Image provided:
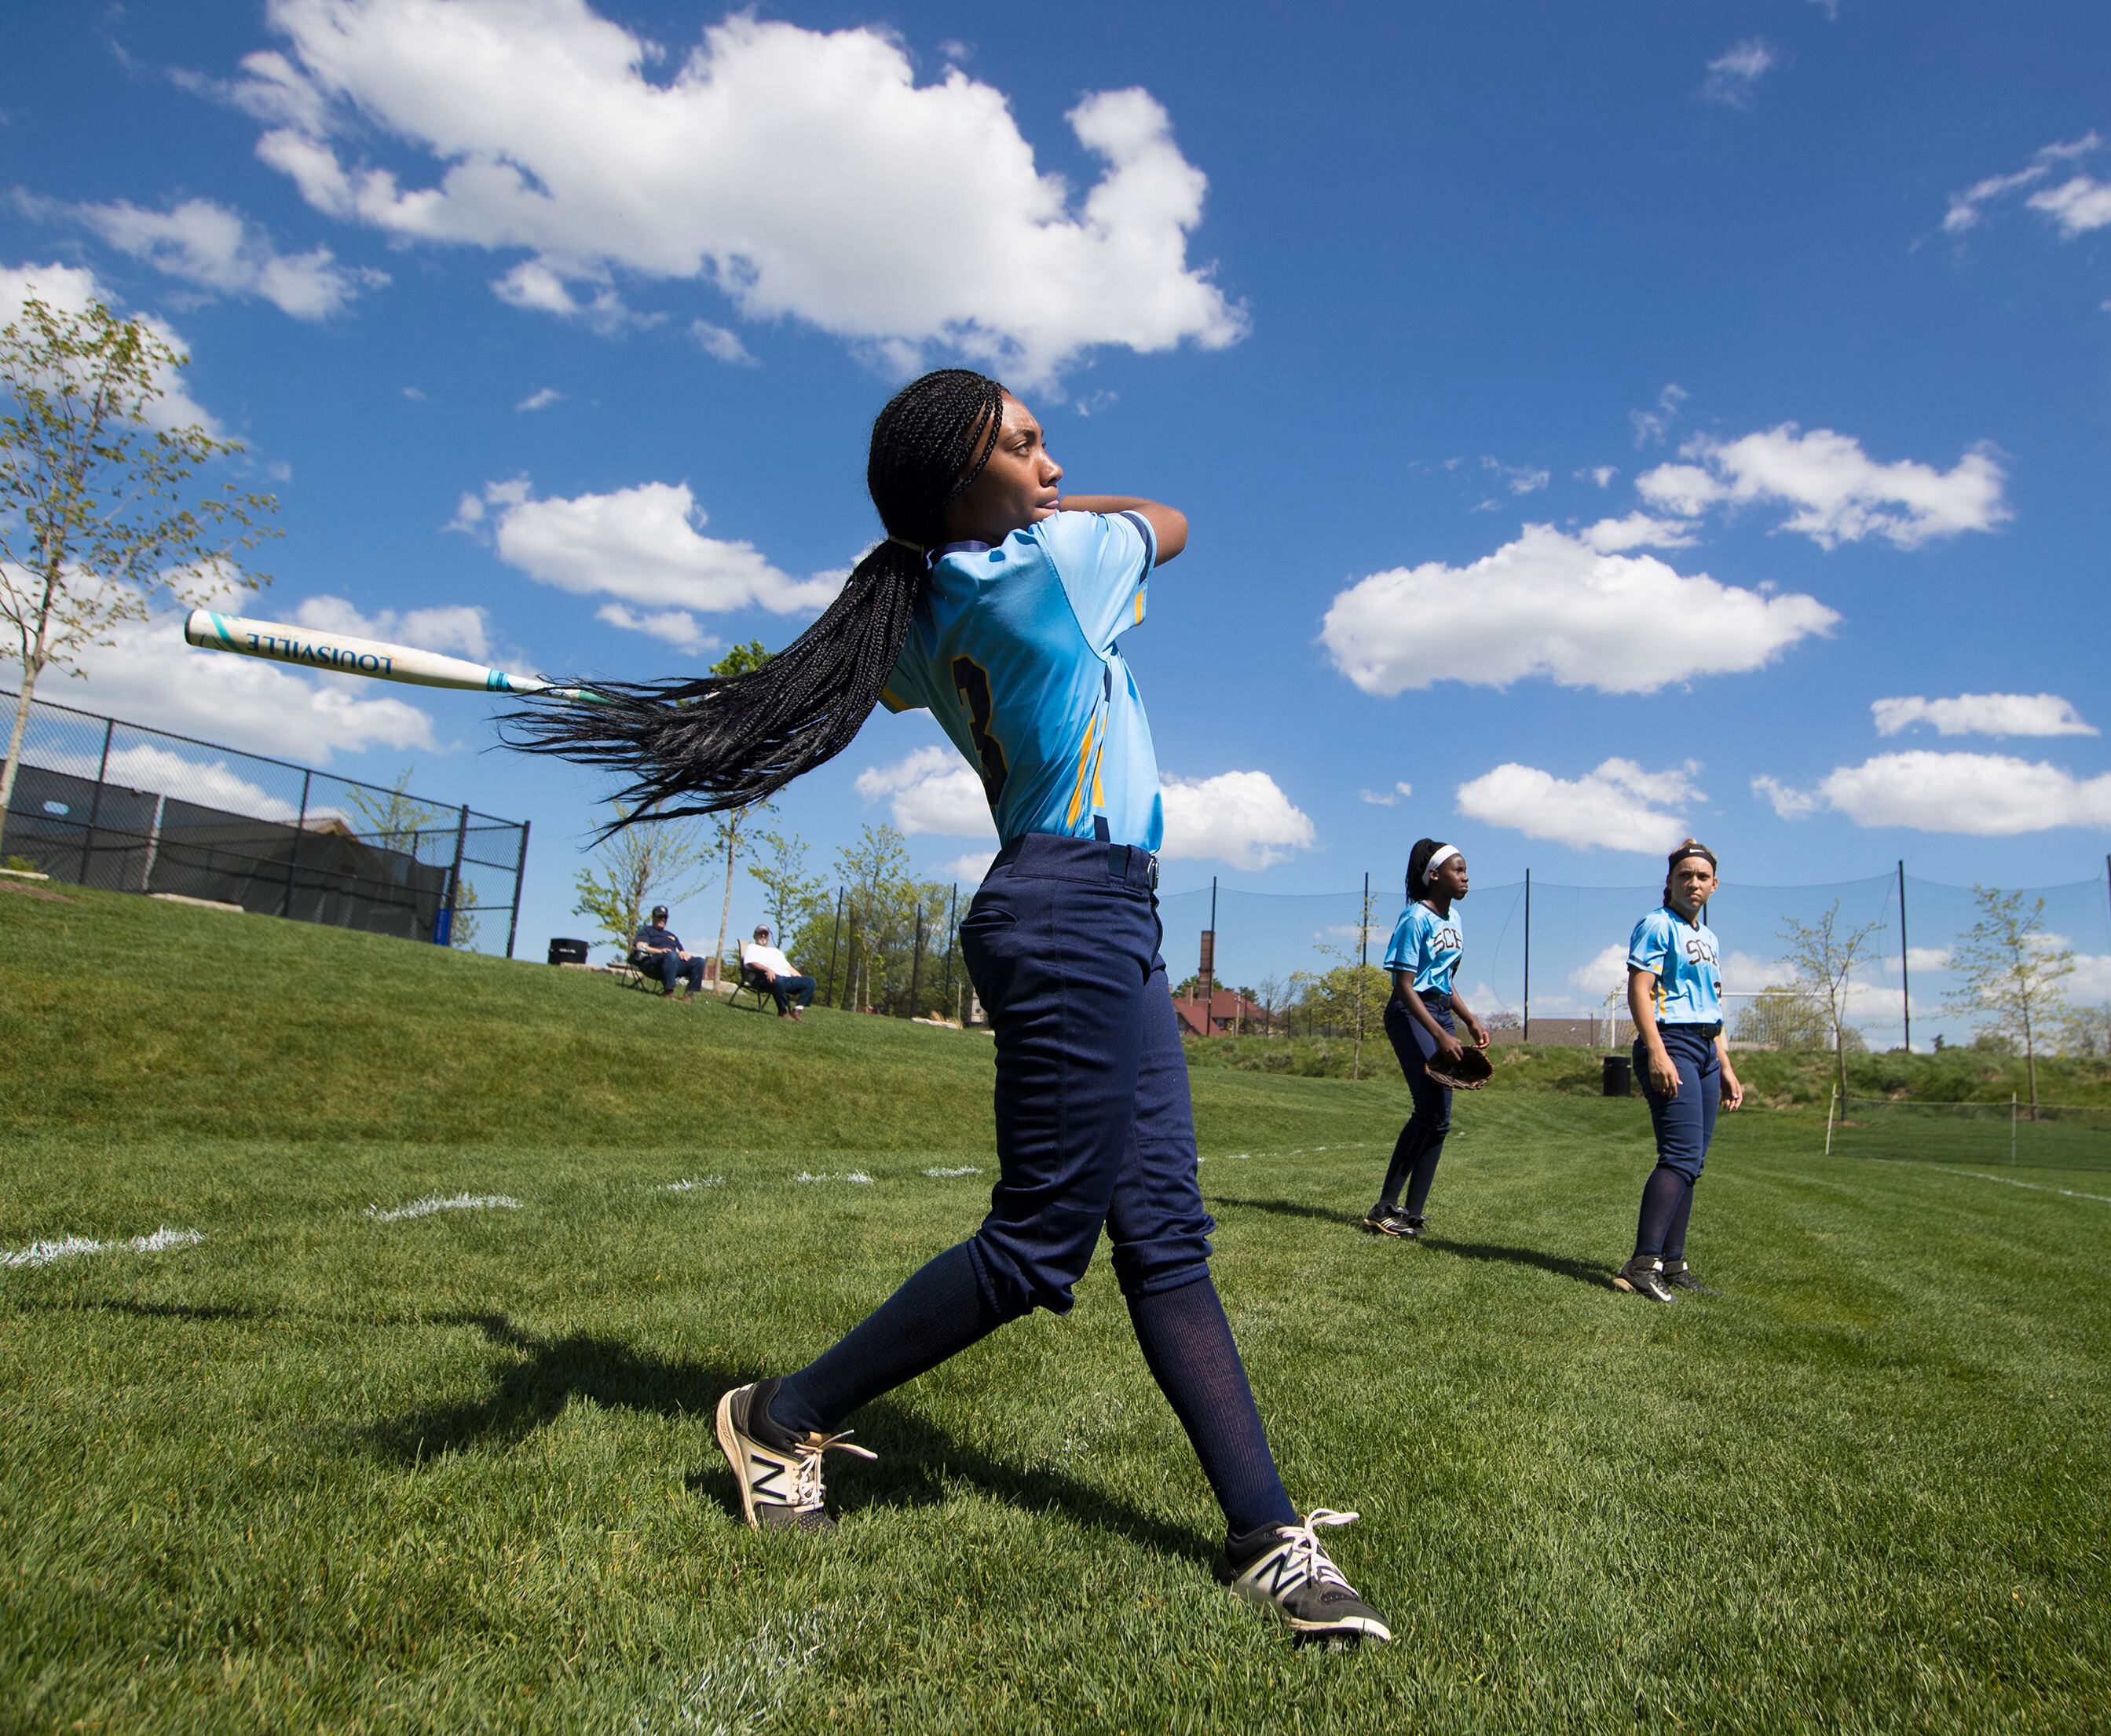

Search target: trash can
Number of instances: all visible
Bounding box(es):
[1601,1054,1632,1098]
[547,937,590,966]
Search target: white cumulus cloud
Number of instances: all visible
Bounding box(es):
[460,478,842,619]
[1943,133,2105,236]
[229,2,1243,382]
[1636,424,2008,549]
[1456,758,1704,853]
[855,746,993,839]
[23,194,385,319]
[1871,693,2097,740]
[1579,512,1697,553]
[1702,40,1778,108]
[1160,770,1316,869]
[1753,751,2111,834]
[515,386,564,412]
[1320,524,1835,696]
[291,594,493,661]
[593,604,718,654]
[1359,781,1414,806]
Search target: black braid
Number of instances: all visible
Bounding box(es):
[503,370,1006,827]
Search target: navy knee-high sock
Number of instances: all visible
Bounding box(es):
[1127,1275,1297,1537]
[769,1242,1004,1437]
[1634,1165,1689,1260]
[1377,1121,1420,1207]
[1663,1177,1697,1263]
[1403,1137,1447,1219]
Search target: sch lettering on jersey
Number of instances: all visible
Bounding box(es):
[1685,935,1718,967]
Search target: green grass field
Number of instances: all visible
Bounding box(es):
[4,884,2108,1734]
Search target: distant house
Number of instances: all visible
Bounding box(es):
[1173,989,1276,1037]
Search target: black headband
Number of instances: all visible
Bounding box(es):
[1666,843,1717,874]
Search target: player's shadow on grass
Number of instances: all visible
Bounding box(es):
[1213,1197,1615,1290]
[368,1311,1214,1567]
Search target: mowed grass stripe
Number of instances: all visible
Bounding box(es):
[3,886,2108,1732]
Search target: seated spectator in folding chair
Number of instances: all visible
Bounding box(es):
[740,923,816,1021]
[632,905,708,1000]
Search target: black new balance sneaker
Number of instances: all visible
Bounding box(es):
[1220,1510,1392,1644]
[1612,1255,1679,1304]
[1662,1260,1718,1295]
[1362,1204,1417,1238]
[715,1378,876,1533]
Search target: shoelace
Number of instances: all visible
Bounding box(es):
[789,1430,878,1512]
[1274,1509,1361,1592]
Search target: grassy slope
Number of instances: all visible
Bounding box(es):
[2,886,2107,1734]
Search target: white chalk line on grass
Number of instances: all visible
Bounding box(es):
[793,1171,874,1185]
[923,1165,982,1178]
[364,1193,521,1224]
[653,1176,726,1193]
[1959,1171,2111,1205]
[2,1226,203,1270]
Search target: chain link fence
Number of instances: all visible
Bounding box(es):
[2,688,529,956]
[1156,864,2111,1051]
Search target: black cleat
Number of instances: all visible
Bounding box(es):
[715,1377,876,1533]
[1662,1261,1717,1294]
[1612,1256,1679,1304]
[1362,1205,1418,1238]
[1221,1510,1392,1645]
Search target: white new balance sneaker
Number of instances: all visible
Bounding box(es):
[715,1378,876,1533]
[1220,1509,1393,1643]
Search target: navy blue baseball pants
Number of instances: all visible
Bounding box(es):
[1377,991,1454,1215]
[1635,1022,1721,1181]
[957,832,1216,1318]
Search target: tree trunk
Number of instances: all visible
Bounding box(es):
[0,656,46,849]
[2023,1003,2038,1119]
[712,815,740,984]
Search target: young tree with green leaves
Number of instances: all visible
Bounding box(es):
[1777,900,1886,1102]
[1,292,278,839]
[573,799,709,962]
[1945,886,2074,1113]
[702,639,774,977]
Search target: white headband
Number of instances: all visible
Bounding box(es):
[1422,845,1460,884]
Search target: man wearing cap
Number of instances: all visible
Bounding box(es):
[740,923,816,1021]
[631,905,708,1000]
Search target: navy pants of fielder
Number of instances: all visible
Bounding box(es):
[1631,1021,1721,1260]
[1377,992,1454,1218]
[635,949,706,995]
[764,972,816,1014]
[767,832,1298,1537]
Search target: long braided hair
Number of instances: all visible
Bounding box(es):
[505,369,1007,826]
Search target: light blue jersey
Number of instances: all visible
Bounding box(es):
[880,510,1162,850]
[1384,901,1464,996]
[1628,906,1722,1025]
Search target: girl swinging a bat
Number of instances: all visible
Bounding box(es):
[1363,837,1490,1240]
[507,370,1391,1646]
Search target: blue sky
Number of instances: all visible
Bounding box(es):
[4,0,2108,1000]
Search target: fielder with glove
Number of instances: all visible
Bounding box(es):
[1363,839,1491,1240]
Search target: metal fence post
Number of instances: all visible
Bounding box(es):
[2011,1093,2018,1166]
[1897,859,1911,1053]
[827,887,843,1004]
[942,882,958,1009]
[79,716,114,886]
[282,769,310,918]
[440,802,469,946]
[910,907,926,1015]
[505,819,530,959]
[1522,867,1531,1043]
